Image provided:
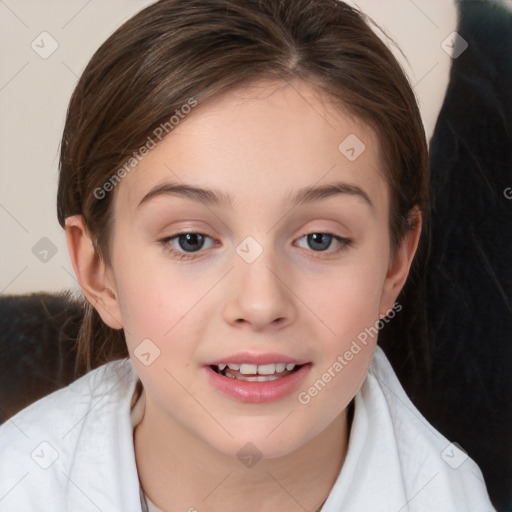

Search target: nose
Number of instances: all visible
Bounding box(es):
[222,248,297,332]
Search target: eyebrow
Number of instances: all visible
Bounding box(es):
[137,180,374,210]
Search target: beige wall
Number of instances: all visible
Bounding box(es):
[0,0,459,294]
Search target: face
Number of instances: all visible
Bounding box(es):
[105,79,400,459]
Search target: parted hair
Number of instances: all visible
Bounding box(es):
[57,0,431,392]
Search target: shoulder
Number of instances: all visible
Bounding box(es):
[0,358,136,440]
[364,346,495,511]
[0,359,141,511]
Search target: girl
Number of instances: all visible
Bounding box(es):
[0,0,495,510]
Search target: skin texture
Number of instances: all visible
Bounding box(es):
[65,79,421,511]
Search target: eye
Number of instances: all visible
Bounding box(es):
[295,232,352,254]
[160,232,216,260]
[160,231,352,261]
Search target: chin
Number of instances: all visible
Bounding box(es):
[202,420,316,462]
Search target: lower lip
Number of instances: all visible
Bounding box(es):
[204,364,311,403]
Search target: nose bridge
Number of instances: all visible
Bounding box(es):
[222,235,296,330]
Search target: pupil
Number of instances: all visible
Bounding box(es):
[308,233,331,251]
[179,233,204,252]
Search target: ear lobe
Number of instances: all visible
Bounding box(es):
[379,208,422,316]
[65,215,123,330]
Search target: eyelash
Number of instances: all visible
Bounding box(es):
[160,231,353,261]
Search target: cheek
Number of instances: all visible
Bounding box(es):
[303,256,387,345]
[112,245,194,337]
[113,264,214,396]
[299,242,390,417]
[293,269,383,436]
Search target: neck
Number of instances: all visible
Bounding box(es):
[134,396,351,512]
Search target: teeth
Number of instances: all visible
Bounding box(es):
[228,374,282,382]
[217,362,299,375]
[240,363,258,375]
[256,363,276,375]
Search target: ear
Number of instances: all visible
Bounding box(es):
[379,207,422,317]
[65,215,123,330]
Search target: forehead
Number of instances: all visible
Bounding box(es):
[114,79,388,217]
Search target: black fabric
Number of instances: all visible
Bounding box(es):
[419,1,512,510]
[0,293,81,423]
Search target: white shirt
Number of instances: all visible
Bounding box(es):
[0,346,495,511]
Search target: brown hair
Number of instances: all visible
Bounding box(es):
[57,0,430,390]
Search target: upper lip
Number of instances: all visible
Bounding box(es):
[206,352,309,366]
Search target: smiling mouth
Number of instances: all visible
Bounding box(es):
[210,362,303,382]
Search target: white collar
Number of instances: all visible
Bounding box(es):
[0,348,493,511]
[127,346,494,511]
